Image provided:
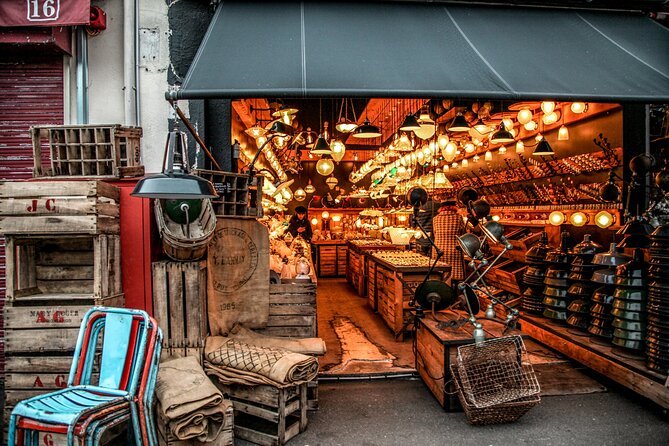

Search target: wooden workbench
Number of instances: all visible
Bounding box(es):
[520,314,669,411]
[415,312,524,411]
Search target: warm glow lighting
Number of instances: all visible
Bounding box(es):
[516,141,525,153]
[570,212,588,227]
[558,125,569,141]
[311,217,318,225]
[281,188,292,200]
[332,214,342,222]
[452,162,458,169]
[517,108,533,125]
[294,188,306,201]
[462,158,469,167]
[321,211,330,219]
[595,211,615,228]
[330,139,346,163]
[398,215,407,222]
[437,133,450,149]
[484,150,492,161]
[316,157,335,176]
[524,121,538,131]
[542,112,559,125]
[499,145,507,154]
[535,133,544,142]
[465,142,475,153]
[442,142,457,162]
[541,101,556,114]
[473,154,480,163]
[491,215,500,222]
[502,118,514,131]
[378,216,384,228]
[443,164,449,171]
[355,219,362,228]
[570,102,588,114]
[548,211,566,226]
[304,181,315,194]
[256,135,267,146]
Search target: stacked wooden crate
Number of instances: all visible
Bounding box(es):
[0,180,124,425]
[152,260,208,363]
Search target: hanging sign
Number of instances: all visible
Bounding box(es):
[0,0,90,27]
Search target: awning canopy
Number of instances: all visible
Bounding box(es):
[173,1,669,102]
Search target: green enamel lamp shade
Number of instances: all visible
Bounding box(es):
[163,199,203,224]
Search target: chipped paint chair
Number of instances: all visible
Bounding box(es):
[8,307,162,446]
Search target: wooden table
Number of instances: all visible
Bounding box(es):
[415,311,524,411]
[312,240,347,277]
[346,241,397,297]
[368,256,451,340]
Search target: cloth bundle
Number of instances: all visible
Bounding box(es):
[155,356,233,442]
[204,337,319,388]
[228,324,327,356]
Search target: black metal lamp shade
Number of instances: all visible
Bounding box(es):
[490,122,515,144]
[456,186,479,207]
[399,113,421,131]
[469,199,491,220]
[415,280,455,311]
[131,172,217,199]
[457,233,482,259]
[448,113,470,132]
[599,171,621,202]
[533,138,554,156]
[407,186,428,207]
[352,119,382,138]
[267,120,295,137]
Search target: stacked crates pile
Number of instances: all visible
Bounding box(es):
[0,180,124,427]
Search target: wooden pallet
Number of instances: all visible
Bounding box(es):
[217,383,308,446]
[152,260,208,362]
[31,124,144,178]
[192,169,263,218]
[4,234,122,303]
[255,283,317,338]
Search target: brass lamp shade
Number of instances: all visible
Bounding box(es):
[131,172,218,199]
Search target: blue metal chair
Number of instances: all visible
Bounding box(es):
[8,307,162,446]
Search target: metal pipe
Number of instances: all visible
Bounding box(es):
[123,0,138,125]
[76,27,89,124]
[134,0,141,126]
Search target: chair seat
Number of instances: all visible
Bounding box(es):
[15,387,129,427]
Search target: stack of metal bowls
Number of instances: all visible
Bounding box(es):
[647,224,669,373]
[542,232,573,322]
[611,248,647,352]
[522,232,551,314]
[566,235,603,332]
[589,243,630,339]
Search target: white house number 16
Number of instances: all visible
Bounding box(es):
[27,0,60,22]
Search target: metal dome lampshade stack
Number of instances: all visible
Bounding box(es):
[566,235,604,332]
[589,243,630,340]
[542,232,573,323]
[646,224,669,373]
[611,248,647,352]
[522,232,552,314]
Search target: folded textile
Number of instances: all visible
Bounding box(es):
[155,356,231,442]
[204,337,319,388]
[228,324,327,356]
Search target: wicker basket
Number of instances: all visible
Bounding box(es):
[456,335,541,408]
[451,365,540,425]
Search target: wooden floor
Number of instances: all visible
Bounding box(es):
[315,277,607,397]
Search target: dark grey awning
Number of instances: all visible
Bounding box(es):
[173,2,669,101]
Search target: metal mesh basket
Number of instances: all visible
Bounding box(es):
[451,365,540,425]
[456,335,541,408]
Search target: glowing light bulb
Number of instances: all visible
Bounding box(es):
[558,125,569,141]
[570,102,588,114]
[595,211,614,228]
[535,133,544,142]
[502,118,514,131]
[569,212,588,227]
[437,133,449,149]
[321,211,330,219]
[498,145,507,154]
[515,141,525,153]
[465,142,475,153]
[462,158,469,167]
[484,150,492,161]
[542,112,559,125]
[517,108,533,125]
[524,121,538,131]
[541,101,555,114]
[548,211,566,226]
[311,217,318,225]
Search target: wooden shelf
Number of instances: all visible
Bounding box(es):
[520,314,669,411]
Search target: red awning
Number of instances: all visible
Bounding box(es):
[0,0,90,27]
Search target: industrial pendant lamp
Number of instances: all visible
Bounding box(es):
[490,122,515,144]
[131,128,217,199]
[399,113,421,132]
[448,113,470,132]
[533,137,554,156]
[316,154,335,176]
[330,139,346,163]
[311,134,332,155]
[353,119,382,138]
[304,179,316,194]
[335,98,358,133]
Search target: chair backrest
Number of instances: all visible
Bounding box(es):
[69,307,154,396]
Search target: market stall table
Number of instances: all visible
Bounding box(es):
[415,311,525,411]
[346,239,397,297]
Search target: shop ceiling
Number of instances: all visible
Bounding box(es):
[172,1,669,102]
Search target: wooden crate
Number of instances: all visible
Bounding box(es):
[4,234,122,303]
[157,401,234,446]
[31,124,144,178]
[255,283,317,338]
[307,379,318,411]
[487,260,527,295]
[152,260,208,361]
[0,180,120,235]
[367,257,377,310]
[192,169,263,218]
[217,383,308,446]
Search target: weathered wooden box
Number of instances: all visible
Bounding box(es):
[217,383,308,446]
[255,283,317,338]
[31,124,144,178]
[3,234,122,303]
[192,169,263,218]
[0,180,120,235]
[152,260,208,361]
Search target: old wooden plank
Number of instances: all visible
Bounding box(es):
[267,293,316,305]
[265,315,315,327]
[5,328,80,353]
[5,372,72,390]
[168,261,185,343]
[0,215,120,235]
[256,326,316,338]
[152,262,170,340]
[268,305,315,316]
[4,305,90,329]
[5,355,73,372]
[184,261,203,343]
[17,243,36,289]
[269,283,317,295]
[5,236,16,298]
[38,249,93,266]
[0,197,118,217]
[36,265,94,280]
[0,180,119,201]
[112,235,122,295]
[37,279,93,294]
